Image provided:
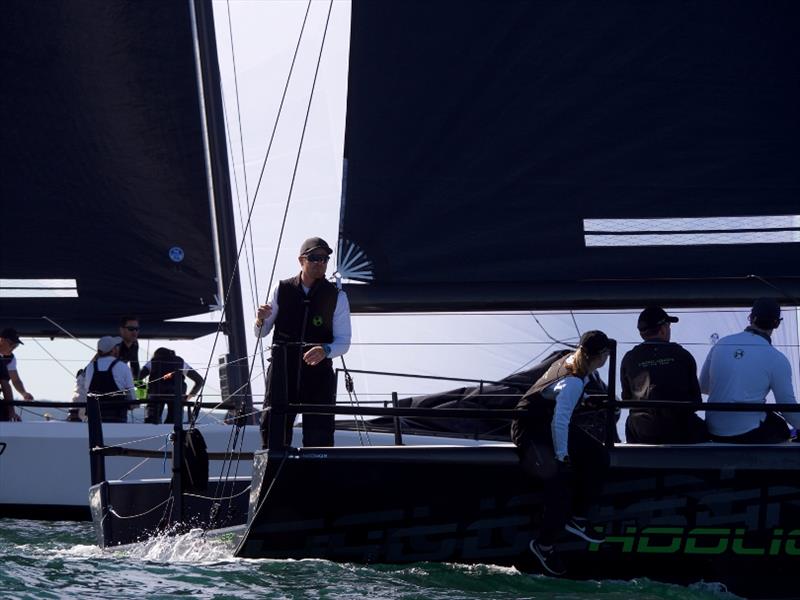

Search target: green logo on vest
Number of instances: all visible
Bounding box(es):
[312,315,324,327]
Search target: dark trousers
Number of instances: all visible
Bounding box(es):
[710,412,791,444]
[260,354,336,448]
[626,410,708,444]
[517,424,609,545]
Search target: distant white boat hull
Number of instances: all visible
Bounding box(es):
[0,420,262,519]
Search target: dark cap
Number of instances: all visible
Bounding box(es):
[299,237,333,256]
[751,297,781,322]
[637,306,679,332]
[579,330,611,356]
[0,327,23,345]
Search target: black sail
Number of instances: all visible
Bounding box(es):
[339,0,800,312]
[0,1,219,338]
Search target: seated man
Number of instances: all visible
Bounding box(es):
[624,306,707,444]
[700,298,799,443]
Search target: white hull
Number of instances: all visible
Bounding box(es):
[0,419,262,518]
[0,417,486,519]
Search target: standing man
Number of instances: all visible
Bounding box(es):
[623,307,707,444]
[254,237,351,447]
[0,328,33,401]
[700,298,800,443]
[76,336,136,423]
[117,316,141,380]
[0,343,17,421]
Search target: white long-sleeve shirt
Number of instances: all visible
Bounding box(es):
[700,329,799,436]
[539,374,588,460]
[253,282,351,358]
[76,356,136,403]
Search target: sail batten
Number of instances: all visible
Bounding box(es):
[339,0,800,312]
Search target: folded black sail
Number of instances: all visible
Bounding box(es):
[339,0,800,312]
[0,1,219,337]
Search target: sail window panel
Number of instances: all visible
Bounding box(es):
[0,279,78,298]
[584,216,800,246]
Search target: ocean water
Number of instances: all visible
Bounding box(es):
[0,519,740,600]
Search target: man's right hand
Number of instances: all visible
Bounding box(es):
[256,304,272,324]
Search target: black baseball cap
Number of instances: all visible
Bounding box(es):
[0,327,23,345]
[637,306,679,332]
[299,237,333,256]
[751,297,781,322]
[579,330,611,356]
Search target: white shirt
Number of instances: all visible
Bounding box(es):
[254,281,351,359]
[540,374,588,460]
[77,355,136,403]
[700,329,799,436]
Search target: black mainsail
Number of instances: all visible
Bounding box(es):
[338,0,800,312]
[1,1,223,338]
[237,3,800,598]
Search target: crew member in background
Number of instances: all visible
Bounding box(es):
[0,346,18,421]
[701,298,800,443]
[141,347,204,424]
[623,306,707,444]
[0,327,33,401]
[76,336,136,423]
[511,330,612,576]
[254,237,351,448]
[117,316,141,379]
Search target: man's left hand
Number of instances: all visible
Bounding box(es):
[303,345,327,366]
[22,392,33,401]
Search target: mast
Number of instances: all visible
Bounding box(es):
[190,0,254,422]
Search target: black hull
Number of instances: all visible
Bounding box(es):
[90,477,251,547]
[237,444,800,599]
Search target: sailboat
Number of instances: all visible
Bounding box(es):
[0,0,266,519]
[231,2,800,598]
[75,0,800,596]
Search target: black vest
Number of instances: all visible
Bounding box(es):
[147,354,186,399]
[88,358,127,422]
[273,275,338,346]
[516,355,576,423]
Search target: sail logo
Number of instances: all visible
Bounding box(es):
[0,279,78,298]
[583,215,800,246]
[588,526,800,556]
[336,239,374,284]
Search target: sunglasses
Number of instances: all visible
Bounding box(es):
[124,326,140,332]
[305,254,330,264]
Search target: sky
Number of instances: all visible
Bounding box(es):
[11,0,800,436]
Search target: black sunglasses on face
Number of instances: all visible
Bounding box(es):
[124,326,140,332]
[305,254,330,264]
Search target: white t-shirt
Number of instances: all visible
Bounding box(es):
[700,329,799,436]
[539,374,588,460]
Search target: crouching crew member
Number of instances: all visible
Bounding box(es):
[255,237,351,448]
[511,330,612,576]
[141,347,204,424]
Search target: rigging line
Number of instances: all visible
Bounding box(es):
[569,310,582,339]
[339,355,370,446]
[261,0,334,300]
[29,337,76,378]
[528,311,579,348]
[40,317,95,351]
[192,0,315,422]
[224,0,260,307]
[221,90,259,312]
[245,0,334,417]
